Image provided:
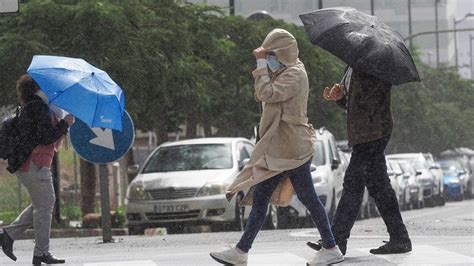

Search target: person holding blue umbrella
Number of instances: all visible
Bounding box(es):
[0,74,73,265]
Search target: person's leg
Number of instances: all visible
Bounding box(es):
[3,171,34,240]
[331,145,368,243]
[236,174,285,253]
[22,165,56,257]
[288,160,335,249]
[364,137,410,243]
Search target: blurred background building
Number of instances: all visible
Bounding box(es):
[187,0,474,79]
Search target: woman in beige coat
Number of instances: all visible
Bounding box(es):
[210,29,344,266]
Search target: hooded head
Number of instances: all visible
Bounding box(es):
[261,29,299,67]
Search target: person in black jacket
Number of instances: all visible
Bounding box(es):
[0,74,73,265]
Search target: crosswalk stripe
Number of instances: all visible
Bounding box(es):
[248,252,307,265]
[84,260,157,266]
[357,245,474,265]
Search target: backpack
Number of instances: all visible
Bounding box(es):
[0,113,19,160]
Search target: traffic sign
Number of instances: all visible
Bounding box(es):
[70,110,134,164]
[0,0,19,14]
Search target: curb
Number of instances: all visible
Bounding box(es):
[17,228,129,240]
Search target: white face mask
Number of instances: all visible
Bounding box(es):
[266,55,283,72]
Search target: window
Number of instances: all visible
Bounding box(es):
[312,140,326,166]
[143,144,233,173]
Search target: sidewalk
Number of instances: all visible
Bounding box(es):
[17,228,128,240]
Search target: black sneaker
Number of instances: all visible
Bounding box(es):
[369,240,412,254]
[306,239,347,256]
[0,231,16,261]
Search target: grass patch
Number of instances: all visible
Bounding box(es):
[0,173,30,224]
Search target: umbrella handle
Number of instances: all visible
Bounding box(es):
[323,84,344,101]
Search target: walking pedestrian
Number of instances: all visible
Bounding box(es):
[209,29,344,265]
[0,74,74,265]
[307,67,412,255]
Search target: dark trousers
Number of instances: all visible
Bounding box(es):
[236,159,336,252]
[332,136,410,243]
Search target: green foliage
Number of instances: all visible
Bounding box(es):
[0,0,472,154]
[60,203,82,221]
[0,174,30,224]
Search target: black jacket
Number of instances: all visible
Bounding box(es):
[7,95,69,173]
[336,68,393,146]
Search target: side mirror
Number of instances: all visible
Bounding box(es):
[127,165,140,176]
[331,159,340,170]
[395,170,403,176]
[387,170,395,176]
[429,165,439,170]
[403,173,410,179]
[416,171,423,176]
[239,158,250,170]
[310,164,317,172]
[458,170,466,176]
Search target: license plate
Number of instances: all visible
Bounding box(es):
[154,204,189,213]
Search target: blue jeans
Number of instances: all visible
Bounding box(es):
[236,159,336,252]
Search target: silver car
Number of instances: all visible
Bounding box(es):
[276,128,344,228]
[125,138,254,234]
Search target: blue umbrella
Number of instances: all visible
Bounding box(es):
[27,55,125,131]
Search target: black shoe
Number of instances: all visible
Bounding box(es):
[369,240,412,254]
[306,239,347,255]
[32,254,66,265]
[0,231,17,261]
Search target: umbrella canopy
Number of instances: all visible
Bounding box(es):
[299,7,420,86]
[27,55,125,131]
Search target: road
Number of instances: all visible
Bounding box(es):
[1,200,473,265]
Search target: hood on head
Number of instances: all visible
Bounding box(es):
[261,28,299,66]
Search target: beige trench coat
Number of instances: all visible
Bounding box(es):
[226,29,315,206]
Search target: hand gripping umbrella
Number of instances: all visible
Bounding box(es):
[300,7,420,86]
[27,55,125,131]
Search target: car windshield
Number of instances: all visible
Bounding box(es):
[142,144,233,173]
[312,140,325,166]
[410,158,428,170]
[438,160,463,176]
[397,161,415,175]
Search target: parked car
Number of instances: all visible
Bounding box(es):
[389,159,424,209]
[437,159,465,201]
[125,138,254,234]
[387,159,411,210]
[363,159,402,218]
[277,127,344,228]
[387,153,442,207]
[423,153,446,205]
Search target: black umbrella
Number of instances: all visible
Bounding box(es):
[299,7,420,86]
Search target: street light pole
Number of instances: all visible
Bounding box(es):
[408,0,413,50]
[454,17,459,70]
[454,13,474,71]
[470,35,474,79]
[370,0,374,15]
[318,0,323,9]
[435,0,440,67]
[229,0,234,16]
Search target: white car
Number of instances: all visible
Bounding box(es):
[125,138,254,234]
[276,128,344,228]
[387,153,442,207]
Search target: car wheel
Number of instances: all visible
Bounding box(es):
[167,224,185,234]
[232,193,245,231]
[263,204,278,230]
[128,225,146,235]
[275,207,292,229]
[465,182,472,199]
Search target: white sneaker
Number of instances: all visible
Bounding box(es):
[210,246,248,265]
[307,247,344,265]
